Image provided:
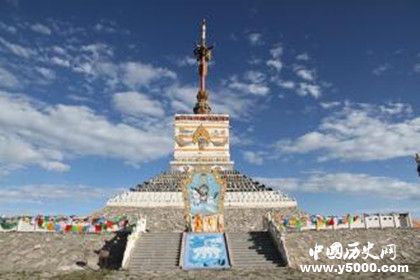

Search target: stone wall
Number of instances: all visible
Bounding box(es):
[284,228,420,268]
[0,232,111,273]
[98,206,304,232]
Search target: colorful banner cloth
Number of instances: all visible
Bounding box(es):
[0,215,138,234]
[267,212,361,231]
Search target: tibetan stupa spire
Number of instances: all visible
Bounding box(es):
[193,19,213,114]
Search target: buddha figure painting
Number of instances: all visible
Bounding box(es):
[187,173,221,215]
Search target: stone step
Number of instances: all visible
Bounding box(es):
[232,258,282,263]
[130,261,179,266]
[136,242,181,245]
[231,256,281,260]
[229,240,274,242]
[227,231,284,268]
[132,247,181,251]
[231,253,280,258]
[130,260,179,265]
[229,242,275,245]
[235,260,285,264]
[137,239,181,242]
[130,267,180,272]
[131,258,179,262]
[132,252,180,256]
[230,244,277,247]
[131,256,179,260]
[128,232,182,272]
[230,249,279,254]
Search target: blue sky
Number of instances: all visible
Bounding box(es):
[0,0,419,217]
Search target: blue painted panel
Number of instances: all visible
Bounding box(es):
[183,233,230,270]
[187,173,222,216]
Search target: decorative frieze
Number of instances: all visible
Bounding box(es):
[106,191,297,208]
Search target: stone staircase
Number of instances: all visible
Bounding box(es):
[227,231,285,268]
[128,232,182,272]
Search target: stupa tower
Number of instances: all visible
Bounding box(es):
[170,20,234,171]
[107,20,297,231]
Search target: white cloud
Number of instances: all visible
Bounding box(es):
[228,76,270,96]
[0,22,17,34]
[244,70,266,83]
[248,33,262,45]
[36,67,56,80]
[51,46,67,56]
[122,62,176,89]
[266,59,283,71]
[266,44,283,71]
[296,68,314,81]
[379,102,412,115]
[242,150,264,165]
[93,23,116,33]
[296,82,321,98]
[0,67,19,88]
[269,45,283,58]
[227,72,270,96]
[413,63,420,73]
[212,89,256,118]
[0,37,36,58]
[289,64,325,98]
[230,129,254,147]
[258,172,420,199]
[277,102,419,161]
[80,43,113,57]
[372,63,391,76]
[320,101,341,109]
[166,84,196,113]
[50,56,71,67]
[40,161,70,172]
[177,56,196,67]
[296,53,310,61]
[276,80,295,89]
[30,23,52,35]
[0,184,121,204]
[248,57,262,65]
[0,92,172,174]
[93,61,176,90]
[0,134,70,173]
[113,91,165,118]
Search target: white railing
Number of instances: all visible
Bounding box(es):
[266,218,290,266]
[121,218,147,269]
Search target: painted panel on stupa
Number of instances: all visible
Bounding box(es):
[186,172,223,215]
[183,233,230,270]
[181,170,230,270]
[182,171,227,233]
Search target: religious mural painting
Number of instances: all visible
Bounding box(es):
[181,168,230,269]
[182,170,226,232]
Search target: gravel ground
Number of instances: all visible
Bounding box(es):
[1,266,419,280]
